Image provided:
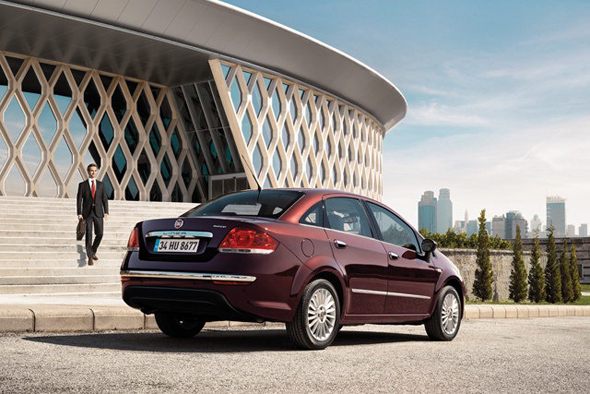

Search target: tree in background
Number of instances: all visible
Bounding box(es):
[473,209,494,301]
[509,226,528,302]
[569,244,582,302]
[419,228,511,250]
[527,236,545,303]
[559,239,573,303]
[544,226,562,303]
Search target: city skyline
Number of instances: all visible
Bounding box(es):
[222,0,590,229]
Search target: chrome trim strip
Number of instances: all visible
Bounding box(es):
[218,248,275,255]
[120,270,256,283]
[351,288,431,300]
[145,231,213,239]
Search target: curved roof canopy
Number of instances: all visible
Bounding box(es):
[0,0,407,130]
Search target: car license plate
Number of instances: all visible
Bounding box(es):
[154,239,200,253]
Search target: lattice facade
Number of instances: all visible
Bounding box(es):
[210,59,385,200]
[0,51,220,202]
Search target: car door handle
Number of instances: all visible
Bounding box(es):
[334,240,347,249]
[388,252,399,260]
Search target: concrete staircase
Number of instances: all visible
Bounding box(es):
[0,196,196,296]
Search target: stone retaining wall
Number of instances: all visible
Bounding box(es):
[441,248,547,301]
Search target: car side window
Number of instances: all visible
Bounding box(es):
[367,202,420,251]
[299,202,323,227]
[324,198,372,237]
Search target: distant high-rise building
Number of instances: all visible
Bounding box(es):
[505,211,528,239]
[530,215,543,237]
[492,215,506,239]
[580,224,588,237]
[547,196,566,236]
[485,221,492,234]
[418,191,437,233]
[453,220,465,234]
[436,188,453,234]
[466,220,479,237]
[567,225,576,237]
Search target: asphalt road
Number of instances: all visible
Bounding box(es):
[1,318,588,393]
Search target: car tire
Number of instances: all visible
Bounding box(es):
[155,312,205,338]
[424,285,462,341]
[286,279,340,350]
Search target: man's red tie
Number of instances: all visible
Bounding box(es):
[91,180,96,200]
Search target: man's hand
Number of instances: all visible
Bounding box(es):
[105,213,109,221]
[78,215,83,220]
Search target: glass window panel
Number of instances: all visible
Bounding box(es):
[290,155,298,178]
[84,77,101,119]
[111,83,127,124]
[98,114,114,151]
[299,88,305,99]
[136,89,151,127]
[137,149,151,186]
[4,98,26,142]
[160,153,172,186]
[54,137,73,179]
[126,80,138,96]
[149,124,162,156]
[297,128,305,149]
[39,63,56,83]
[230,79,242,111]
[326,137,332,157]
[252,144,263,177]
[209,140,217,160]
[313,133,319,155]
[84,140,101,168]
[263,76,272,90]
[22,133,42,176]
[22,68,42,111]
[242,112,253,144]
[5,56,24,78]
[38,169,57,197]
[124,118,139,155]
[171,182,182,202]
[324,198,372,237]
[320,108,326,131]
[102,174,114,199]
[150,86,161,101]
[68,169,84,198]
[100,75,113,92]
[38,104,57,146]
[263,175,272,189]
[125,176,139,201]
[0,66,7,99]
[331,165,338,184]
[305,104,312,127]
[262,115,273,148]
[5,165,26,196]
[221,64,231,80]
[181,158,192,188]
[281,124,290,151]
[271,89,281,119]
[112,145,126,183]
[300,202,323,227]
[368,202,419,251]
[160,96,172,130]
[170,128,182,159]
[272,152,281,175]
[70,107,88,149]
[306,156,313,178]
[0,134,7,172]
[242,71,252,86]
[252,82,263,116]
[150,181,162,201]
[289,98,298,121]
[70,68,85,87]
[320,161,326,183]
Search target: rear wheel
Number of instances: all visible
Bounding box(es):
[287,279,340,350]
[155,312,205,338]
[424,286,461,341]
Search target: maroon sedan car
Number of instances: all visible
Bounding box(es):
[121,189,464,350]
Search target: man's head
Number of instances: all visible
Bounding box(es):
[87,163,98,179]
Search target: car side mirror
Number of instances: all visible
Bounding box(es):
[422,239,437,253]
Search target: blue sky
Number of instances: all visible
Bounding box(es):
[222,0,590,230]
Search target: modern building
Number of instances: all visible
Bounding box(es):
[546,196,566,237]
[567,225,576,238]
[466,220,478,237]
[436,188,453,234]
[0,0,407,202]
[418,190,437,233]
[505,210,528,239]
[530,214,543,237]
[491,215,505,239]
[580,224,588,238]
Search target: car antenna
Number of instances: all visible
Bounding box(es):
[240,154,263,201]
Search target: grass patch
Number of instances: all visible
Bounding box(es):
[467,295,590,306]
[581,284,590,293]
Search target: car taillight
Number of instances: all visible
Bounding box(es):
[127,228,139,251]
[218,227,278,254]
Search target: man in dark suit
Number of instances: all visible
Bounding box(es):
[77,163,109,266]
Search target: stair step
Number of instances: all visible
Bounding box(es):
[0,283,121,295]
[0,244,127,252]
[0,274,120,285]
[0,267,117,276]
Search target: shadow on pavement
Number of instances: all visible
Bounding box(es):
[23,328,428,353]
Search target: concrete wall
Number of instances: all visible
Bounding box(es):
[441,248,547,301]
[522,237,590,284]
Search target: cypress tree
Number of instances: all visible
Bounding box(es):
[509,226,528,302]
[473,209,494,301]
[528,236,545,303]
[544,227,562,303]
[570,244,582,302]
[560,239,573,303]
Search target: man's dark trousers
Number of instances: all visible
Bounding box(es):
[85,213,103,259]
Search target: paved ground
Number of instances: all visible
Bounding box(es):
[0,318,588,393]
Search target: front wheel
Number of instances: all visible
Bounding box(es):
[287,279,340,350]
[424,286,462,341]
[155,312,205,338]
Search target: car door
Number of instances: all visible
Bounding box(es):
[323,197,389,315]
[365,202,440,316]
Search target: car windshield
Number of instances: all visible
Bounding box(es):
[183,190,304,219]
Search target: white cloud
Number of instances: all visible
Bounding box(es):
[405,102,489,127]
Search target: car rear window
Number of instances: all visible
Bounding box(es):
[183,190,304,219]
